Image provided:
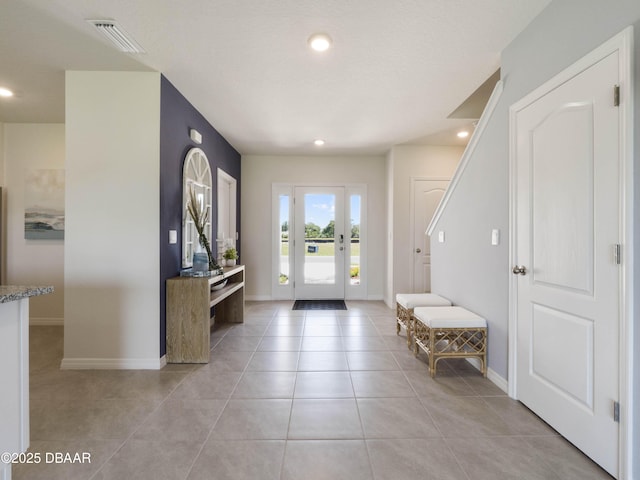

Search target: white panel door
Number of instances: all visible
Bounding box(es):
[513,51,619,476]
[412,180,448,293]
[294,187,345,299]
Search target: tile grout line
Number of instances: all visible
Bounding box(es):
[351,310,380,479]
[183,306,284,480]
[88,352,204,479]
[393,324,474,480]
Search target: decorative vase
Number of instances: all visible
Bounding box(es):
[192,242,209,273]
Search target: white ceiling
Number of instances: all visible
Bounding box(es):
[0,0,551,155]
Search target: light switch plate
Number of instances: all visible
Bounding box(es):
[169,230,177,244]
[438,231,445,243]
[491,229,500,246]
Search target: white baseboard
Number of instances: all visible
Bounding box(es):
[465,358,508,393]
[366,294,384,301]
[247,295,387,302]
[245,295,273,301]
[60,356,165,370]
[30,317,64,326]
[487,368,508,393]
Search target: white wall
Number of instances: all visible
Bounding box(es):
[0,122,5,283]
[0,123,5,185]
[384,151,394,306]
[385,145,463,305]
[430,0,640,475]
[241,155,386,300]
[3,124,65,323]
[63,71,161,368]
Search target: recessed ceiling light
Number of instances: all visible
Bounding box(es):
[0,87,14,97]
[308,33,332,52]
[457,131,469,138]
[314,139,325,146]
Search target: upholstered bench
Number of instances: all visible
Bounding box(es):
[412,306,487,378]
[395,293,451,349]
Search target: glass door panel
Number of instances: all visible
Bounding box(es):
[294,187,345,299]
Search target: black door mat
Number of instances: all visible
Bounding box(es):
[292,300,347,311]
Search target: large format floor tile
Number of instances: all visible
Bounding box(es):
[281,440,374,480]
[187,440,285,480]
[288,398,363,439]
[16,302,611,480]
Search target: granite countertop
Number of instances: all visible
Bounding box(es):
[0,285,54,304]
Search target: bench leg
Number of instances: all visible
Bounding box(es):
[429,330,437,378]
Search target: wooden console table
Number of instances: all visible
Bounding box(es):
[166,265,244,363]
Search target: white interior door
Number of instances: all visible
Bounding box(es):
[512,50,620,476]
[294,187,345,299]
[412,180,448,293]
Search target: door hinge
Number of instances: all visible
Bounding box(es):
[614,244,622,265]
[613,401,620,423]
[614,85,620,107]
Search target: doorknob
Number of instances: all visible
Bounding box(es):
[512,265,527,275]
[415,248,422,253]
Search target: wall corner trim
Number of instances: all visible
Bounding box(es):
[426,80,504,236]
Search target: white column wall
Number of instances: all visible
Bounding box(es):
[63,71,161,369]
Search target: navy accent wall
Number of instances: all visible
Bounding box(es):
[159,75,241,357]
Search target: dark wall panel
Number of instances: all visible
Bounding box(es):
[159,75,241,357]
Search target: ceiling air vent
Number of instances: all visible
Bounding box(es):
[87,19,145,54]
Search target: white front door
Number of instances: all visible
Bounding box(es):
[294,187,345,299]
[412,180,448,293]
[512,50,620,475]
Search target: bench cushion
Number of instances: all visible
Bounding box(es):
[414,306,486,329]
[396,293,451,309]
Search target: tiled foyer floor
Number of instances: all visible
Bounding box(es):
[15,301,611,480]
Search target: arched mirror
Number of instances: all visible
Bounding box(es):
[182,148,212,268]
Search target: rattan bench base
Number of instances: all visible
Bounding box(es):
[396,303,413,349]
[413,318,487,378]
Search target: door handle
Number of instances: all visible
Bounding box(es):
[415,248,422,253]
[512,265,527,275]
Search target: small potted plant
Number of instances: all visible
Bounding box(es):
[223,247,238,266]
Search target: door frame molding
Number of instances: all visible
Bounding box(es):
[508,27,634,477]
[409,176,449,292]
[217,167,237,250]
[271,182,368,301]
